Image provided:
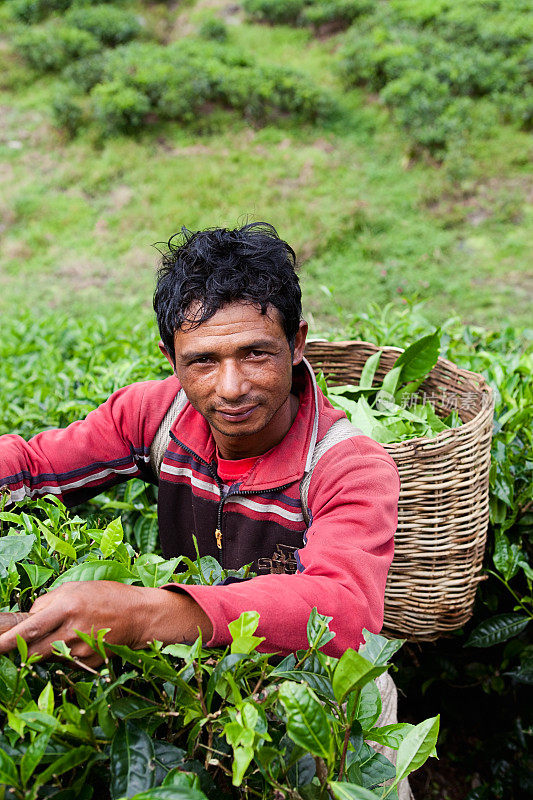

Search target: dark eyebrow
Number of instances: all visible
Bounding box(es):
[180,339,279,363]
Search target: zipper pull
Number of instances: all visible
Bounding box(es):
[214,529,222,550]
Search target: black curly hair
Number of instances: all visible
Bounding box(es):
[153,222,302,364]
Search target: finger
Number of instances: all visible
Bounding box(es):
[0,606,65,655]
[0,612,30,635]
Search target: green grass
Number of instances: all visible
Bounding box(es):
[0,0,531,332]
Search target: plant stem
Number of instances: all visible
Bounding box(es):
[337,689,360,781]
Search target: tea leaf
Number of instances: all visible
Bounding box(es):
[278,682,332,761]
[359,630,405,666]
[465,614,530,648]
[50,560,136,588]
[110,721,156,799]
[393,715,440,786]
[21,731,51,787]
[330,782,382,799]
[229,611,265,655]
[359,351,382,389]
[332,650,388,703]
[392,331,440,383]
[100,517,124,558]
[306,607,335,649]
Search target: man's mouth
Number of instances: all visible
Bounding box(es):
[216,405,257,422]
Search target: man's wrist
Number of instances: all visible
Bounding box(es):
[136,586,213,648]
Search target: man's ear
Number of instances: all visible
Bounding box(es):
[292,320,308,366]
[158,340,176,372]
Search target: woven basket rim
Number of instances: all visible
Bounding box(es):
[304,338,494,449]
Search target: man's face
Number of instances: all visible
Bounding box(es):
[162,301,307,459]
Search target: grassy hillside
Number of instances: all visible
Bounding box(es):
[0,0,531,332]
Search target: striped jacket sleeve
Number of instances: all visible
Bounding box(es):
[0,379,178,506]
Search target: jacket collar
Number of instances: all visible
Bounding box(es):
[170,358,324,491]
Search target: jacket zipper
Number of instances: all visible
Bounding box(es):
[170,432,225,552]
[169,432,294,557]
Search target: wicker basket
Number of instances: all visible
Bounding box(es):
[304,340,494,641]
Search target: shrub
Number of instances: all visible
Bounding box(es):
[52,88,84,135]
[15,25,101,72]
[65,3,142,46]
[7,0,71,24]
[243,0,305,25]
[198,16,229,42]
[338,0,533,153]
[54,39,335,135]
[90,79,151,133]
[301,0,373,30]
[0,497,439,799]
[62,52,105,92]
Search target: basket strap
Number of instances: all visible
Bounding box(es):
[300,418,364,527]
[149,388,188,478]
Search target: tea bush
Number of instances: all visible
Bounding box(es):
[243,0,372,29]
[51,89,84,135]
[198,16,229,42]
[14,25,101,72]
[64,3,142,46]
[54,39,335,135]
[243,0,306,25]
[7,0,72,24]
[338,0,533,153]
[301,0,373,30]
[0,496,439,798]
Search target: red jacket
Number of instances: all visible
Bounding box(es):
[0,361,399,657]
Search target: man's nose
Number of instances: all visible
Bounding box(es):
[218,360,251,401]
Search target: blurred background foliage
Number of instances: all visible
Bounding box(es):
[0,1,532,798]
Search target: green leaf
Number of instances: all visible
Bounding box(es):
[359,351,382,389]
[100,517,124,558]
[306,607,335,649]
[0,748,19,787]
[332,649,388,703]
[134,515,159,554]
[122,787,208,799]
[36,519,77,560]
[50,560,135,589]
[493,531,521,581]
[393,715,440,786]
[110,721,156,799]
[21,563,54,588]
[134,555,182,588]
[392,331,440,384]
[232,745,254,786]
[380,365,403,397]
[35,745,94,786]
[358,744,396,789]
[359,630,405,666]
[228,611,265,654]
[354,680,382,731]
[0,534,35,573]
[17,710,60,733]
[366,723,414,749]
[278,681,332,761]
[464,614,530,648]
[37,682,54,715]
[21,731,51,787]
[330,782,382,799]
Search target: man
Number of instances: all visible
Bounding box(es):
[0,223,399,667]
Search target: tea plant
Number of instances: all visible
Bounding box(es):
[338,0,533,154]
[0,496,439,798]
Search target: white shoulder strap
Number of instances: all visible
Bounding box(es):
[300,418,363,527]
[149,388,188,478]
